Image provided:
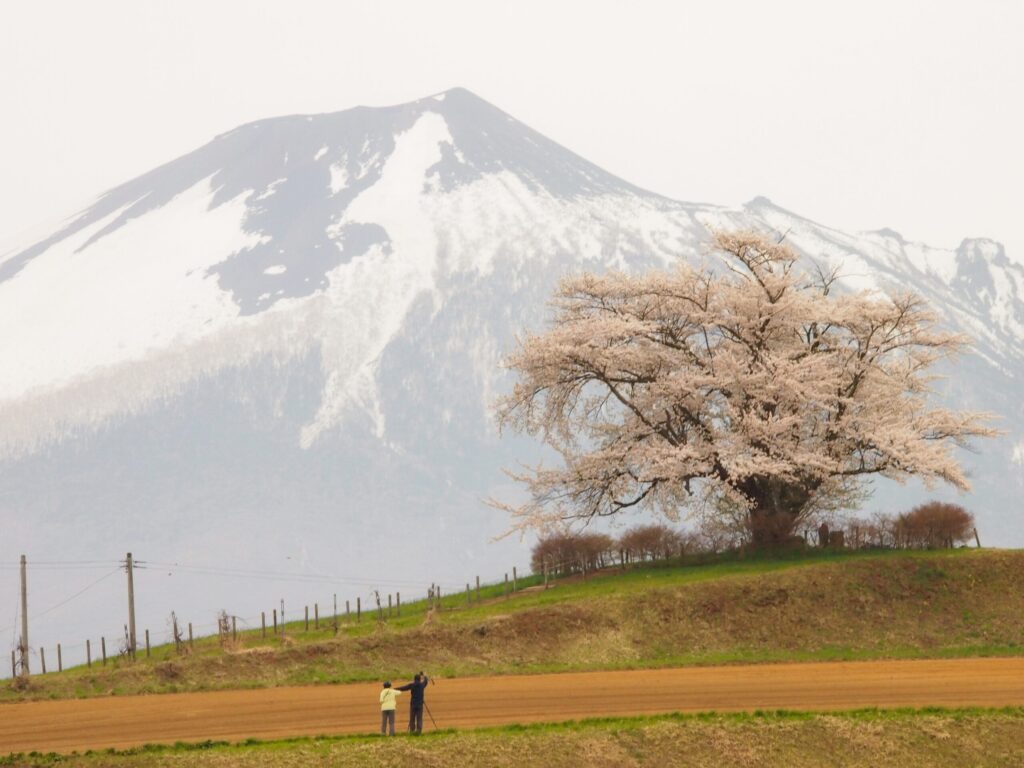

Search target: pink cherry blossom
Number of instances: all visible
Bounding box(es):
[494,230,997,546]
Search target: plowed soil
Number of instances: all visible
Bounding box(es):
[2,658,1022,754]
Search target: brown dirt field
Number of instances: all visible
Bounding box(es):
[1,658,1022,755]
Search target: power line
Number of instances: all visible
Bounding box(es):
[0,559,120,566]
[26,560,119,566]
[1,553,513,650]
[0,568,121,636]
[1,558,467,589]
[0,563,121,572]
[8,596,17,652]
[143,561,456,589]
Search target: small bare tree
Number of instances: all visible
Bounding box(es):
[119,624,132,658]
[217,610,231,647]
[619,524,684,562]
[169,611,185,656]
[530,532,614,575]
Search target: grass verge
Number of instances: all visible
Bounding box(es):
[3,708,1023,767]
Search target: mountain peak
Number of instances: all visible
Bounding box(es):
[0,88,648,293]
[870,227,907,243]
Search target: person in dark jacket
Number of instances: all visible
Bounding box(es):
[396,672,430,733]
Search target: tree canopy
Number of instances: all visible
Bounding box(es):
[495,231,995,545]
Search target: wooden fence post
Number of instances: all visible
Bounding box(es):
[974,527,982,548]
[315,603,320,630]
[86,639,92,667]
[388,594,392,618]
[504,573,509,599]
[101,637,107,665]
[10,650,15,678]
[262,612,266,638]
[305,606,309,632]
[145,629,150,657]
[346,600,351,620]
[232,616,237,642]
[357,597,361,622]
[273,609,278,634]
[188,623,194,650]
[466,583,471,604]
[57,644,63,672]
[476,575,480,602]
[396,592,401,617]
[513,567,517,592]
[39,647,46,674]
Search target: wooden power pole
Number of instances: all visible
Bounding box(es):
[126,553,137,659]
[19,554,29,676]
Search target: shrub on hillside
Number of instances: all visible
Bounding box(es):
[896,502,975,549]
[578,532,615,571]
[530,532,615,575]
[842,512,898,548]
[531,533,576,575]
[618,524,684,563]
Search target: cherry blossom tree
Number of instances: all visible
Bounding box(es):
[495,230,995,546]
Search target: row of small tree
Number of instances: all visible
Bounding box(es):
[531,502,977,576]
[844,502,976,550]
[531,524,702,576]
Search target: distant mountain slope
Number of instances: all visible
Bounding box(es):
[0,89,1019,660]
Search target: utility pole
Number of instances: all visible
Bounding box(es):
[125,553,137,659]
[19,555,29,676]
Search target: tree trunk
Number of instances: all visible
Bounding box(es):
[744,477,812,547]
[748,507,799,547]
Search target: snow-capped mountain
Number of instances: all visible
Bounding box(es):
[1,88,1020,658]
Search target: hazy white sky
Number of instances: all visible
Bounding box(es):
[2,0,1021,258]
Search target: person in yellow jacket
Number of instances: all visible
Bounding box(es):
[379,681,401,735]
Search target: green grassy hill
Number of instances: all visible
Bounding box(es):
[5,548,1022,702]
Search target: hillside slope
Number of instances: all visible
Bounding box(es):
[5,550,1021,701]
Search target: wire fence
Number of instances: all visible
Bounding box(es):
[2,554,544,680]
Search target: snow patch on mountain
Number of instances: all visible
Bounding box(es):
[0,177,266,403]
[329,161,349,195]
[300,112,452,447]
